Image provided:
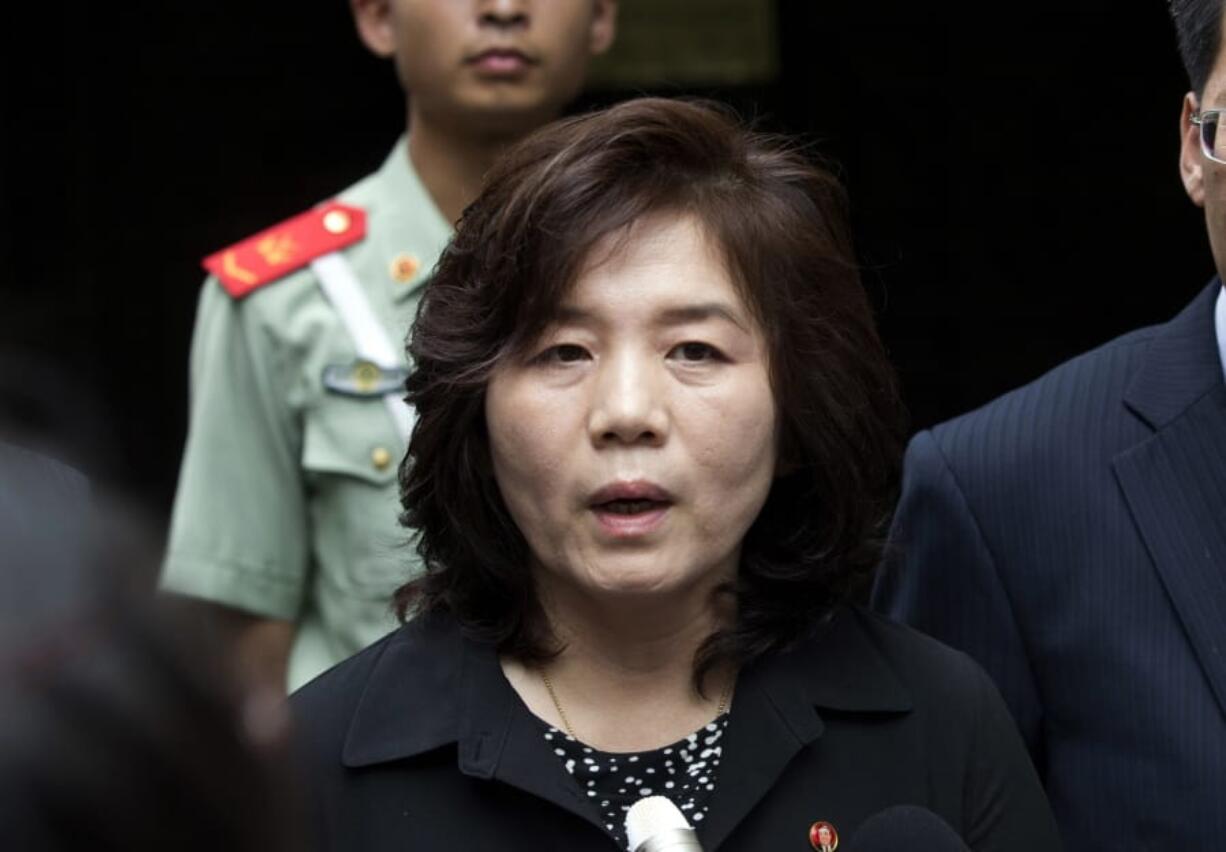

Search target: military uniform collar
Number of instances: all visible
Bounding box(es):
[359,136,453,303]
[340,606,912,770]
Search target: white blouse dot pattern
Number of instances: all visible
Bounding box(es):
[541,713,730,851]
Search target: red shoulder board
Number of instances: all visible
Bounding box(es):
[202,201,367,299]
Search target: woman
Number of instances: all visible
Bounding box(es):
[291,98,1060,851]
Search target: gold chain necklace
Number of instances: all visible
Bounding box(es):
[539,668,734,742]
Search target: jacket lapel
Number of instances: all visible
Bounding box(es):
[342,617,619,836]
[459,643,613,835]
[342,615,465,768]
[699,609,912,850]
[1114,281,1226,720]
[697,661,825,850]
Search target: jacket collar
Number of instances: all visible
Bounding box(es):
[340,606,911,771]
[359,135,453,305]
[1122,279,1224,430]
[787,607,913,714]
[340,612,470,768]
[698,608,911,849]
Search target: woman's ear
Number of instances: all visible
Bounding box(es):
[351,0,397,59]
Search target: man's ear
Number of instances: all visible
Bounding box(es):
[351,0,396,59]
[588,0,618,57]
[1180,91,1207,208]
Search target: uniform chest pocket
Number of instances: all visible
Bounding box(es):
[302,395,401,486]
[301,395,410,598]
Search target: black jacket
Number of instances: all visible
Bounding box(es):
[291,606,1058,851]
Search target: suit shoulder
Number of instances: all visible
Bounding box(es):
[920,322,1160,474]
[944,324,1156,433]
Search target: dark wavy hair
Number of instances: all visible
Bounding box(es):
[1169,0,1224,96]
[395,98,906,686]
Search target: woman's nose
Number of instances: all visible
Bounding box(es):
[587,351,669,448]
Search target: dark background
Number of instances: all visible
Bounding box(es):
[0,1,1211,522]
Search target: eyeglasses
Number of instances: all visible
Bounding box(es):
[1191,109,1226,164]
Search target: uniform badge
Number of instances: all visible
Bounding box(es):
[202,201,367,299]
[321,360,408,398]
[389,252,421,284]
[809,821,839,851]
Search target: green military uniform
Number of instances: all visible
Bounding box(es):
[163,138,452,690]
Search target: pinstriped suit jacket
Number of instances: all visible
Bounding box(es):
[872,281,1226,851]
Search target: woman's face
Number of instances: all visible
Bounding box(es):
[485,213,778,604]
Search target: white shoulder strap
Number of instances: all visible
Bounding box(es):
[310,251,415,445]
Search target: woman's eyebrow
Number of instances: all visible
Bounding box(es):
[551,305,598,327]
[656,303,750,333]
[549,302,750,332]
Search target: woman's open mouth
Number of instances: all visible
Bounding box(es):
[598,499,665,515]
[591,501,670,537]
[588,482,674,538]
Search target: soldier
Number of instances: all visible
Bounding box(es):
[163,0,618,692]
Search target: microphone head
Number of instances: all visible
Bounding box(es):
[845,805,970,852]
[625,796,698,852]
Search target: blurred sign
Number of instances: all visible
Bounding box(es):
[588,0,778,88]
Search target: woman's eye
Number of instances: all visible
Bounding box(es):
[669,342,723,363]
[540,344,590,364]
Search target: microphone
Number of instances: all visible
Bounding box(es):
[625,796,704,852]
[844,806,970,852]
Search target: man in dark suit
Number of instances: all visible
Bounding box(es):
[872,2,1226,848]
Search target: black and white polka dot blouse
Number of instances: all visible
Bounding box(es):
[538,713,730,851]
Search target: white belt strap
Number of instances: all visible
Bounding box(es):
[310,251,415,445]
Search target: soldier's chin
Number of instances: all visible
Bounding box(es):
[454,79,568,118]
[461,97,563,139]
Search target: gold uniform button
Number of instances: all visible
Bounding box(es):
[371,446,393,471]
[390,252,420,284]
[353,361,380,393]
[322,209,351,235]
